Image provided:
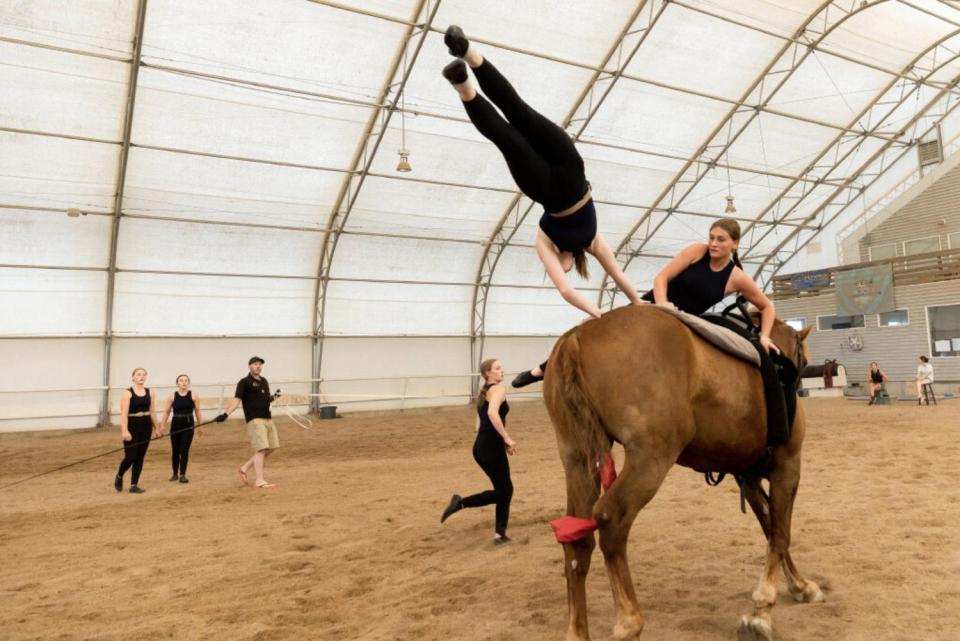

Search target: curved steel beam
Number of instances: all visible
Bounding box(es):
[673,0,960,86]
[468,0,668,392]
[99,0,148,427]
[310,0,440,412]
[739,29,960,259]
[749,71,960,286]
[597,0,897,308]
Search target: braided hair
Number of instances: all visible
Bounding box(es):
[475,358,500,410]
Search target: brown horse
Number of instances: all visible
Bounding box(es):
[542,304,821,641]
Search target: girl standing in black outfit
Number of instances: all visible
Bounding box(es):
[160,374,204,483]
[115,367,161,494]
[441,26,644,320]
[441,358,516,544]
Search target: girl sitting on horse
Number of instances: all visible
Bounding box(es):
[513,218,779,387]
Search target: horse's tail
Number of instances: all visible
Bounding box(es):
[548,330,612,481]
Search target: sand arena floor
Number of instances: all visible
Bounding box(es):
[1,397,958,641]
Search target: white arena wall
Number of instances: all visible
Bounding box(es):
[0,335,560,432]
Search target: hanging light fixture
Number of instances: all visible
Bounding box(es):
[724,160,736,213]
[397,147,412,173]
[396,103,411,172]
[724,194,736,213]
[396,45,412,173]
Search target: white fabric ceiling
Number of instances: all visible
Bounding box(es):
[4,0,960,343]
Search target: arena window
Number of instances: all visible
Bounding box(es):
[817,314,865,331]
[902,235,941,256]
[878,309,909,327]
[868,243,896,261]
[927,304,960,357]
[785,318,806,331]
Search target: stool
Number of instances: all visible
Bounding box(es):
[920,383,937,406]
[870,385,892,405]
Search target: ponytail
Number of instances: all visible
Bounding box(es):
[476,382,493,411]
[574,249,589,279]
[732,250,743,270]
[475,358,499,410]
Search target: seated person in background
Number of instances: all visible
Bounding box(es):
[867,361,888,405]
[916,355,934,405]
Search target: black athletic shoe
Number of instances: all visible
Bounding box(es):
[444,25,470,58]
[442,59,468,85]
[129,485,145,494]
[179,476,189,484]
[169,474,179,481]
[114,475,123,492]
[511,370,543,388]
[440,494,463,523]
[493,534,512,545]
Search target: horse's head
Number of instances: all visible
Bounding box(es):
[770,318,811,383]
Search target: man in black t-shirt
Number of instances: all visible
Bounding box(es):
[217,356,279,488]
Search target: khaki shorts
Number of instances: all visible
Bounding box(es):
[247,418,280,451]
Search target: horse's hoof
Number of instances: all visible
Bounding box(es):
[612,614,644,641]
[792,581,825,603]
[737,614,773,641]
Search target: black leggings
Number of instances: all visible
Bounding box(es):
[117,419,152,485]
[170,418,195,476]
[463,59,586,213]
[462,432,514,536]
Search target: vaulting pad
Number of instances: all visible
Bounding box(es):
[649,305,760,368]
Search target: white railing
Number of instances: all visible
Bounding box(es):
[0,374,543,424]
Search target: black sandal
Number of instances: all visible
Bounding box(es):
[440,494,463,523]
[511,370,543,388]
[442,59,468,85]
[444,25,470,58]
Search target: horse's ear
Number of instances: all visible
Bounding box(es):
[799,326,812,340]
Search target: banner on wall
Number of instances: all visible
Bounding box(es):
[835,264,895,315]
[789,268,832,290]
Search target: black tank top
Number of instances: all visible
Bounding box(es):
[870,370,884,383]
[642,249,736,315]
[172,390,194,417]
[478,399,510,436]
[538,198,597,253]
[128,387,150,414]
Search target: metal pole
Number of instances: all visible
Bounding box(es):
[99,0,148,427]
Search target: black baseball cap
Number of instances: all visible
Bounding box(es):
[248,356,265,365]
